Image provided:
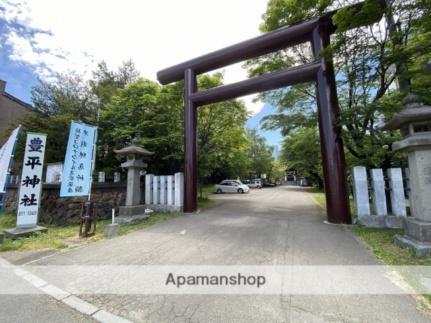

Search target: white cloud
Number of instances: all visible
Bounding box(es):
[1,0,267,114]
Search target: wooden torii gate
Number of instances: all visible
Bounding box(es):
[157,3,381,224]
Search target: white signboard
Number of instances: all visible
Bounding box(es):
[16,132,47,228]
[0,126,20,193]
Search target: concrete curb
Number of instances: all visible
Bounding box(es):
[0,256,133,323]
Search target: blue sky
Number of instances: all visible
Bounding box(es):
[0,0,269,114]
[246,103,282,148]
[0,0,281,150]
[0,19,38,103]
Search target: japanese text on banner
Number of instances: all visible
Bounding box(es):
[60,121,97,197]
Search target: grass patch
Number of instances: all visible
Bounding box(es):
[307,188,355,215]
[307,189,431,302]
[351,226,431,265]
[0,212,16,229]
[198,184,215,199]
[308,188,326,209]
[197,184,217,210]
[351,226,431,306]
[305,190,429,263]
[117,212,179,235]
[0,211,178,253]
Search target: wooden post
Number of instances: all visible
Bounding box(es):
[311,24,351,224]
[184,69,197,212]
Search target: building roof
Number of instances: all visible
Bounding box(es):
[0,80,33,110]
[2,92,33,110]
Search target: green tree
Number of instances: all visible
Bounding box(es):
[17,63,251,183]
[268,159,286,181]
[101,73,251,181]
[247,0,430,170]
[90,60,140,113]
[281,127,323,187]
[17,73,97,163]
[100,79,183,174]
[197,74,251,184]
[17,61,143,170]
[245,129,274,178]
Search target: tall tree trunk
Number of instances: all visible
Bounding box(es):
[385,0,410,93]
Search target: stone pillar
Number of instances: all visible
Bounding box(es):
[126,167,141,206]
[396,151,431,256]
[153,176,160,205]
[174,172,184,208]
[145,174,153,204]
[167,175,174,206]
[98,172,105,183]
[370,168,387,216]
[160,176,167,205]
[113,172,121,183]
[407,150,431,221]
[352,166,370,219]
[387,168,406,217]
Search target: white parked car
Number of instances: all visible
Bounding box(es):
[247,179,262,189]
[214,180,250,194]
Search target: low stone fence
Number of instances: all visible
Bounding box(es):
[351,166,409,228]
[4,182,126,225]
[144,173,184,212]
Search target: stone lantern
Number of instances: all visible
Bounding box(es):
[114,139,154,217]
[382,94,431,256]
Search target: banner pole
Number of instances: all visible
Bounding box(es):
[0,125,21,215]
[88,126,98,202]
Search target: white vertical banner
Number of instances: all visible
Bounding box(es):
[0,126,21,193]
[16,132,47,228]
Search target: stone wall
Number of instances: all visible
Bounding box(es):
[4,182,126,225]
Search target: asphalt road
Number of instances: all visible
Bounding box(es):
[2,186,430,322]
[0,295,95,323]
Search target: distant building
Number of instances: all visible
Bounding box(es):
[0,80,32,144]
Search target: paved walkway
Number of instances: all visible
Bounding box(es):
[2,186,430,322]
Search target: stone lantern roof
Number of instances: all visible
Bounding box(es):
[381,94,431,131]
[381,94,431,152]
[114,139,154,156]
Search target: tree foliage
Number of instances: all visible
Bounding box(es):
[247,0,430,174]
[16,73,97,163]
[245,129,274,178]
[15,62,257,183]
[280,127,323,187]
[197,74,251,183]
[16,62,139,166]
